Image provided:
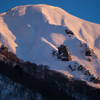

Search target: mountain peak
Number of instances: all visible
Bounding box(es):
[0,4,100,87]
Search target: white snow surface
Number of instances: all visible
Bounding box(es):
[0,4,100,87]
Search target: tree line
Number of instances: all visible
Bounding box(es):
[0,46,100,100]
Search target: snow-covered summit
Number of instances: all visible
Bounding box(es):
[0,4,100,87]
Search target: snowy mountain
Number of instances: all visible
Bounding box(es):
[0,4,100,88]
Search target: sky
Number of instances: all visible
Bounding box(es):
[0,0,100,24]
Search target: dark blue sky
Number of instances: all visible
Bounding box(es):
[0,0,100,24]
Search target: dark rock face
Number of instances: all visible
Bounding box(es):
[77,65,85,71]
[85,49,92,56]
[65,29,74,35]
[58,45,72,61]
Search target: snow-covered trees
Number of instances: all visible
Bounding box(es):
[0,44,21,64]
[0,44,8,51]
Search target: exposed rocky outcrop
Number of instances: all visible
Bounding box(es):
[65,28,74,35]
[79,42,99,61]
[52,45,72,61]
[67,62,100,84]
[58,45,72,61]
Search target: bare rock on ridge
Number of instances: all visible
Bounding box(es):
[58,45,72,61]
[65,28,74,35]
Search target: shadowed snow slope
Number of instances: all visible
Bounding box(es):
[0,4,100,87]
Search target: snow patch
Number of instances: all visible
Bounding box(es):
[41,37,58,51]
[51,33,66,46]
[27,24,30,27]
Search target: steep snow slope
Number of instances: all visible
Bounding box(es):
[0,4,100,86]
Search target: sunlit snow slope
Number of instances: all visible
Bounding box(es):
[0,4,100,87]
